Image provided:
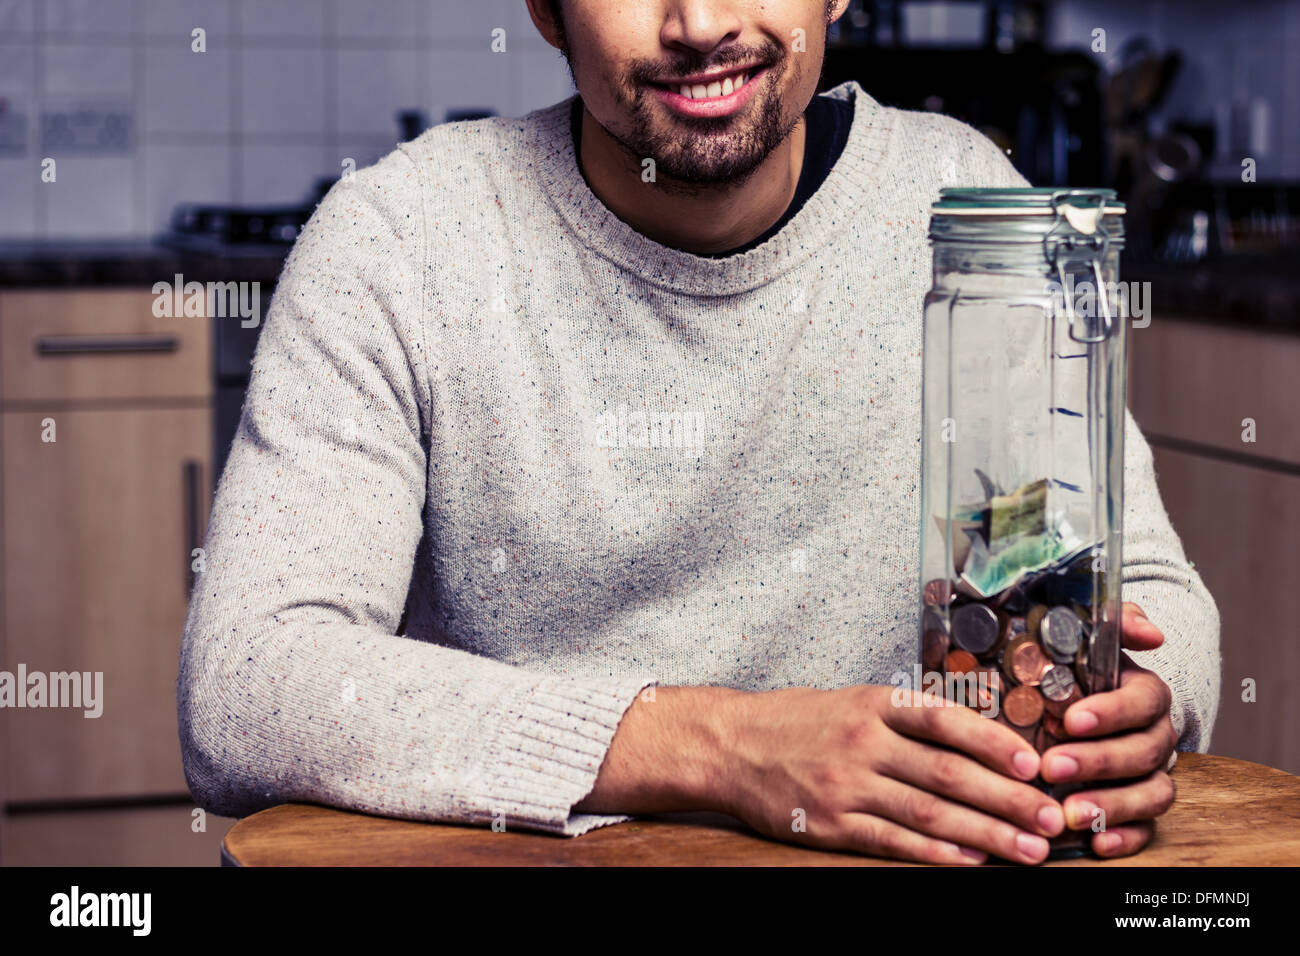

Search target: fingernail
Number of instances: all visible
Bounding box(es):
[1013,749,1039,779]
[1095,831,1121,854]
[1017,832,1049,860]
[1070,710,1098,733]
[1068,800,1098,829]
[1037,804,1065,834]
[1047,754,1079,779]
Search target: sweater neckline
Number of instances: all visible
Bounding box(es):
[525,80,896,297]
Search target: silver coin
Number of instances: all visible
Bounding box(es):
[1040,606,1083,662]
[951,603,999,655]
[1039,664,1076,702]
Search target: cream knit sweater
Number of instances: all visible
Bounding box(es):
[178,81,1220,837]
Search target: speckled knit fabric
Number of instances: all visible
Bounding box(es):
[178,81,1220,837]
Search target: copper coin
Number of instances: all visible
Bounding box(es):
[1039,664,1076,702]
[1004,685,1044,727]
[923,578,954,607]
[952,603,1000,656]
[1044,683,1082,718]
[1042,710,1067,738]
[999,634,1031,686]
[1040,606,1083,662]
[922,629,949,673]
[946,649,978,675]
[1026,603,1049,636]
[1009,640,1050,686]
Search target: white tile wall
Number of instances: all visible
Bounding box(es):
[142,47,234,135]
[239,46,328,134]
[2,0,573,239]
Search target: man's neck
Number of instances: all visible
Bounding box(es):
[575,103,806,256]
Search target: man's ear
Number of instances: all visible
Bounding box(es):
[828,0,852,25]
[524,0,565,52]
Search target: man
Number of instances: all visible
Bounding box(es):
[179,0,1219,865]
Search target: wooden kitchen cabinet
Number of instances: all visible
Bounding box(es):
[3,803,232,866]
[1146,445,1300,775]
[0,288,213,863]
[1129,313,1300,775]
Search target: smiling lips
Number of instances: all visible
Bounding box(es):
[649,66,766,119]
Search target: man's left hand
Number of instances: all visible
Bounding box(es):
[1038,602,1178,858]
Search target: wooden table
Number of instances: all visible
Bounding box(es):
[221,753,1300,866]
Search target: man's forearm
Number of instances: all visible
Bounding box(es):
[573,685,748,816]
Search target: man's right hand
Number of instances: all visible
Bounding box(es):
[716,684,1066,864]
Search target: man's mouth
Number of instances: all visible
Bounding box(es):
[653,66,759,101]
[646,65,768,118]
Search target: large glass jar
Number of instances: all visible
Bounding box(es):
[917,188,1127,859]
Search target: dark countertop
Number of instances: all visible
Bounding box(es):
[0,240,291,287]
[1,241,1296,332]
[1124,256,1300,334]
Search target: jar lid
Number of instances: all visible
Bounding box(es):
[933,187,1125,215]
[930,188,1125,246]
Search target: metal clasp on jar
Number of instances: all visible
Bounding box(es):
[1043,189,1115,345]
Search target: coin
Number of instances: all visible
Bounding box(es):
[1009,639,1050,686]
[945,649,978,675]
[1026,603,1049,636]
[1039,664,1076,702]
[1044,682,1082,718]
[924,578,954,607]
[1000,634,1032,685]
[1040,606,1083,662]
[1042,710,1067,738]
[1004,685,1044,727]
[922,629,949,673]
[952,603,1000,656]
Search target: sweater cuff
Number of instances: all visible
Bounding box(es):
[464,674,658,837]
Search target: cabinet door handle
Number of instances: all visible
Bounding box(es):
[35,335,180,355]
[183,460,201,598]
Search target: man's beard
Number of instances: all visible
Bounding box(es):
[608,60,799,187]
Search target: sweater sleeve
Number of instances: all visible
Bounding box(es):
[951,118,1223,759]
[177,146,656,837]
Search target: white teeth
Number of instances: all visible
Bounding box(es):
[676,71,751,99]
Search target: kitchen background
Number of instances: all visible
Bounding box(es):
[0,0,1296,865]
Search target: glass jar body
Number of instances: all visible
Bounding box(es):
[918,233,1127,858]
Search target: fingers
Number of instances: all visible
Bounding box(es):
[1121,602,1164,651]
[1040,717,1177,783]
[1062,657,1172,738]
[878,735,1065,840]
[819,811,991,866]
[1062,770,1176,832]
[1092,820,1156,858]
[861,772,1055,865]
[885,689,1042,782]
